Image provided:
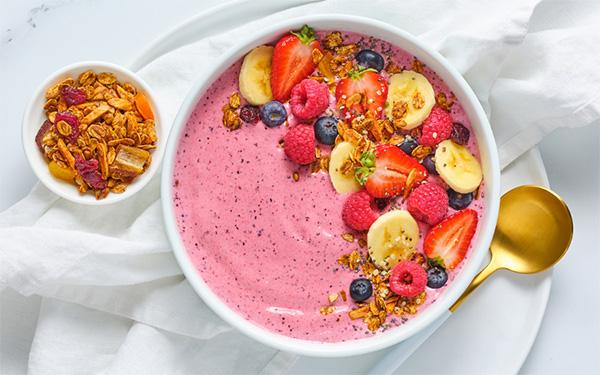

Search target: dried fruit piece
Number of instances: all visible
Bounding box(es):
[60,85,87,106]
[134,92,154,120]
[35,120,53,150]
[48,160,76,181]
[110,145,150,179]
[74,155,107,190]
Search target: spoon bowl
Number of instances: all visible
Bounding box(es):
[492,185,573,274]
[451,185,573,311]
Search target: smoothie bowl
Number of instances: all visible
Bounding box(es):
[161,15,500,357]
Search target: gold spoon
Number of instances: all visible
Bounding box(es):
[450,184,573,311]
[370,185,573,375]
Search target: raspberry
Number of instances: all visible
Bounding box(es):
[389,261,427,298]
[407,183,448,225]
[290,79,329,121]
[284,124,316,165]
[342,191,379,231]
[420,107,452,147]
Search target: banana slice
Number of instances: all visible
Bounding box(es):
[385,71,435,129]
[329,142,362,194]
[435,140,482,193]
[239,46,274,105]
[367,210,419,270]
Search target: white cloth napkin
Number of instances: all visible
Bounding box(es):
[2,0,600,373]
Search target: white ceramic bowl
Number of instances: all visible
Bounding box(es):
[161,15,500,357]
[23,61,165,205]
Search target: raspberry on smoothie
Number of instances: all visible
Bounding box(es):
[172,26,485,342]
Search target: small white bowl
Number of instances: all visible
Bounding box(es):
[162,15,500,357]
[22,61,165,205]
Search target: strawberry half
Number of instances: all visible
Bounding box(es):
[335,69,388,119]
[271,25,321,102]
[355,144,427,198]
[424,209,478,269]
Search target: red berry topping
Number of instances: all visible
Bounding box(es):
[342,191,379,231]
[407,183,448,225]
[389,260,427,298]
[239,105,260,123]
[355,144,428,199]
[335,69,388,120]
[284,124,316,165]
[290,79,329,120]
[420,107,452,147]
[271,25,321,102]
[424,209,478,269]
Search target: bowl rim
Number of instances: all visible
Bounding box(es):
[22,60,165,206]
[161,14,501,357]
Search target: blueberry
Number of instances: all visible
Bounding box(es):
[421,154,438,175]
[349,278,373,302]
[426,266,448,289]
[451,122,470,145]
[314,116,338,145]
[374,198,390,210]
[260,101,287,127]
[397,137,418,155]
[240,105,260,123]
[448,189,474,210]
[356,49,385,72]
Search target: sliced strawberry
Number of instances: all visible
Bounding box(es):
[424,209,478,269]
[271,25,321,102]
[335,69,388,119]
[355,144,427,198]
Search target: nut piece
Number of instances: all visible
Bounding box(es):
[108,98,134,111]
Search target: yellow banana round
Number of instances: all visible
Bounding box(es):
[367,210,419,270]
[329,142,362,194]
[435,140,483,193]
[239,45,274,106]
[385,70,435,129]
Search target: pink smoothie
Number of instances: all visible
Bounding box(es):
[172,31,485,342]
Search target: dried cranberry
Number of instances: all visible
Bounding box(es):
[451,123,470,145]
[35,120,53,150]
[60,86,87,106]
[239,105,260,123]
[55,112,80,143]
[74,155,107,190]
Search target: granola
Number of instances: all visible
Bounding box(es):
[36,70,157,199]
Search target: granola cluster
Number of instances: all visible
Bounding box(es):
[37,71,157,199]
[222,92,242,130]
[336,248,427,332]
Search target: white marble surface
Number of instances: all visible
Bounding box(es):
[0,1,598,374]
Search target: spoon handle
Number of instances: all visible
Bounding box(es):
[450,254,499,312]
[367,310,451,375]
